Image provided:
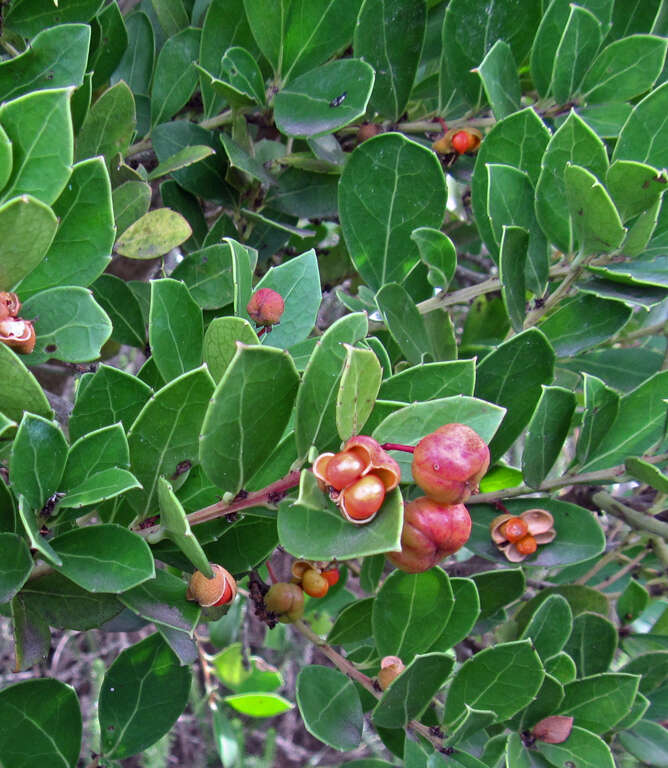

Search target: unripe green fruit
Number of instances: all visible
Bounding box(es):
[264,582,305,623]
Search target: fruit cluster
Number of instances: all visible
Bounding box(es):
[313,435,400,524]
[291,560,340,598]
[0,291,36,355]
[432,127,482,156]
[389,423,490,573]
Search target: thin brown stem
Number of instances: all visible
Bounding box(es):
[126,109,234,157]
[593,491,668,539]
[595,548,649,591]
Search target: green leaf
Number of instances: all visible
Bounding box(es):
[581,34,667,103]
[563,612,617,676]
[274,59,374,138]
[515,586,609,634]
[295,312,368,457]
[339,133,447,292]
[378,361,475,402]
[618,720,668,765]
[69,364,152,442]
[200,345,298,495]
[112,11,155,95]
[88,1,128,89]
[606,160,667,222]
[613,81,668,169]
[0,23,90,103]
[373,568,454,662]
[75,81,136,166]
[17,495,62,566]
[116,208,192,258]
[444,640,544,724]
[575,102,633,140]
[625,456,668,494]
[522,386,576,488]
[158,476,211,576]
[372,396,505,482]
[296,666,363,751]
[213,642,282,692]
[487,163,548,295]
[151,27,200,126]
[59,468,141,509]
[17,157,115,298]
[219,134,278,186]
[499,225,528,331]
[21,286,112,364]
[278,488,403,561]
[468,499,605,568]
[11,414,67,511]
[328,598,374,645]
[430,577,480,652]
[336,344,382,441]
[169,244,232,309]
[92,274,147,349]
[0,678,82,768]
[99,633,192,759]
[0,532,32,604]
[615,691,650,731]
[151,0,189,36]
[471,568,525,620]
[51,524,154,592]
[229,237,255,322]
[203,316,259,383]
[376,282,431,365]
[520,594,573,660]
[149,278,203,382]
[536,726,614,768]
[442,0,541,107]
[252,248,322,350]
[0,344,52,422]
[148,145,215,181]
[221,45,266,105]
[476,40,521,120]
[581,369,668,471]
[474,328,555,460]
[127,366,214,518]
[0,125,10,191]
[120,568,200,633]
[204,516,279,573]
[546,652,578,685]
[112,181,151,234]
[558,673,640,733]
[411,227,457,291]
[552,5,602,102]
[0,194,58,291]
[224,693,293,717]
[5,0,103,36]
[242,0,287,73]
[60,421,130,487]
[521,673,565,731]
[575,374,620,465]
[11,592,51,671]
[354,0,426,121]
[373,653,453,728]
[535,110,609,255]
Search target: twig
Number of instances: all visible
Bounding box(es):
[651,535,668,569]
[592,492,668,539]
[126,109,235,157]
[595,549,649,591]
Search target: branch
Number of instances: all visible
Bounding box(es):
[126,109,235,157]
[592,491,668,539]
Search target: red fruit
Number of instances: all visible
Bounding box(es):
[302,568,329,598]
[515,534,537,556]
[341,473,386,523]
[321,568,340,586]
[343,435,400,491]
[451,130,473,154]
[186,564,237,607]
[323,450,367,491]
[500,516,529,543]
[246,288,285,326]
[411,423,490,504]
[532,716,574,744]
[0,318,36,355]
[387,497,471,573]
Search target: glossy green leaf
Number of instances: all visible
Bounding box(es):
[522,386,576,488]
[0,532,32,604]
[535,110,609,255]
[10,414,67,511]
[354,0,426,121]
[563,612,617,676]
[148,145,215,181]
[17,495,61,567]
[444,640,544,724]
[613,81,668,169]
[469,498,605,568]
[378,361,475,402]
[116,208,192,258]
[339,133,447,292]
[581,369,668,471]
[200,47,265,108]
[373,395,505,482]
[229,237,254,322]
[58,468,140,509]
[252,248,321,349]
[92,274,147,348]
[200,344,298,494]
[151,27,201,126]
[536,726,614,768]
[295,312,368,456]
[0,194,58,291]
[17,157,115,298]
[625,456,668,494]
[376,282,431,365]
[472,108,549,257]
[606,160,667,222]
[521,673,565,731]
[69,365,152,442]
[0,678,82,768]
[471,568,525,620]
[158,476,211,576]
[476,40,520,120]
[5,0,103,36]
[515,586,609,634]
[558,673,640,733]
[204,516,279,573]
[336,343,382,441]
[618,719,668,765]
[430,577,480,652]
[373,653,453,728]
[278,488,402,561]
[127,366,214,518]
[615,691,650,731]
[120,568,200,633]
[112,11,155,95]
[274,59,374,138]
[0,344,52,422]
[575,374,620,465]
[474,328,555,460]
[297,666,362,750]
[328,598,374,645]
[242,0,287,72]
[546,652,578,685]
[11,592,51,671]
[0,125,10,191]
[203,316,259,383]
[112,181,151,234]
[373,568,454,662]
[499,225,528,331]
[520,594,573,660]
[552,5,602,103]
[0,23,90,103]
[99,633,192,759]
[76,81,136,166]
[411,227,456,290]
[220,134,276,185]
[88,1,128,89]
[21,286,112,364]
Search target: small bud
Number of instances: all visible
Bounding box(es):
[247,288,284,327]
[186,564,237,607]
[532,715,573,744]
[378,656,405,690]
[0,318,36,355]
